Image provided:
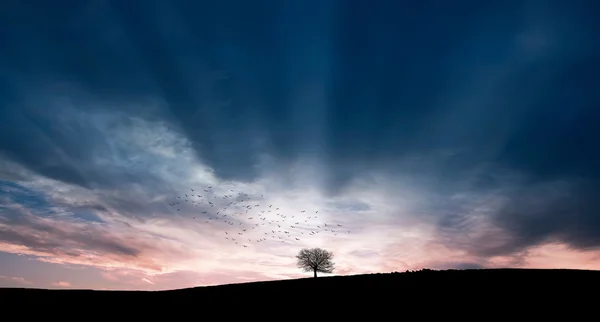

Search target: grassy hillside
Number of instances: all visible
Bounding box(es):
[1,268,597,315]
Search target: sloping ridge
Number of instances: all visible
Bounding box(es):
[2,268,599,296]
[169,268,599,292]
[1,269,599,315]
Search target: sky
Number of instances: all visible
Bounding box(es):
[0,0,599,290]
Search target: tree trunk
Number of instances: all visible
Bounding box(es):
[313,268,317,278]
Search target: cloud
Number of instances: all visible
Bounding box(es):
[486,180,600,255]
[1,95,600,289]
[0,0,599,290]
[420,171,600,259]
[0,276,33,287]
[0,101,438,286]
[0,100,405,283]
[141,278,154,285]
[0,203,179,273]
[52,281,71,288]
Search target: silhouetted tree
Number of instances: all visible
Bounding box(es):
[296,247,335,278]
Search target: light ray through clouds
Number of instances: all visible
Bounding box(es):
[1,0,600,290]
[0,104,404,287]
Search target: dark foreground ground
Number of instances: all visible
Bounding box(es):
[1,268,598,317]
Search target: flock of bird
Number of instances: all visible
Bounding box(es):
[168,184,350,248]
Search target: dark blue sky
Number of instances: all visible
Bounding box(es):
[0,0,599,288]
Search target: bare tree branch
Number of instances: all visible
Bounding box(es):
[296,247,335,278]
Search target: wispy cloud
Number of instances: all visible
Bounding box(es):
[51,281,71,288]
[0,275,33,287]
[1,96,600,289]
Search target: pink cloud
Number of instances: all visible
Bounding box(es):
[1,200,349,290]
[0,206,197,276]
[94,268,280,290]
[2,167,600,292]
[52,281,71,287]
[141,278,155,285]
[0,276,33,287]
[379,239,600,272]
[100,271,120,282]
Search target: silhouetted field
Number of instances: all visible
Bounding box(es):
[1,269,597,315]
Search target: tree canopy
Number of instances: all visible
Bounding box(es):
[296,247,335,278]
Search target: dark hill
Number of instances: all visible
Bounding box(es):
[1,269,598,316]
